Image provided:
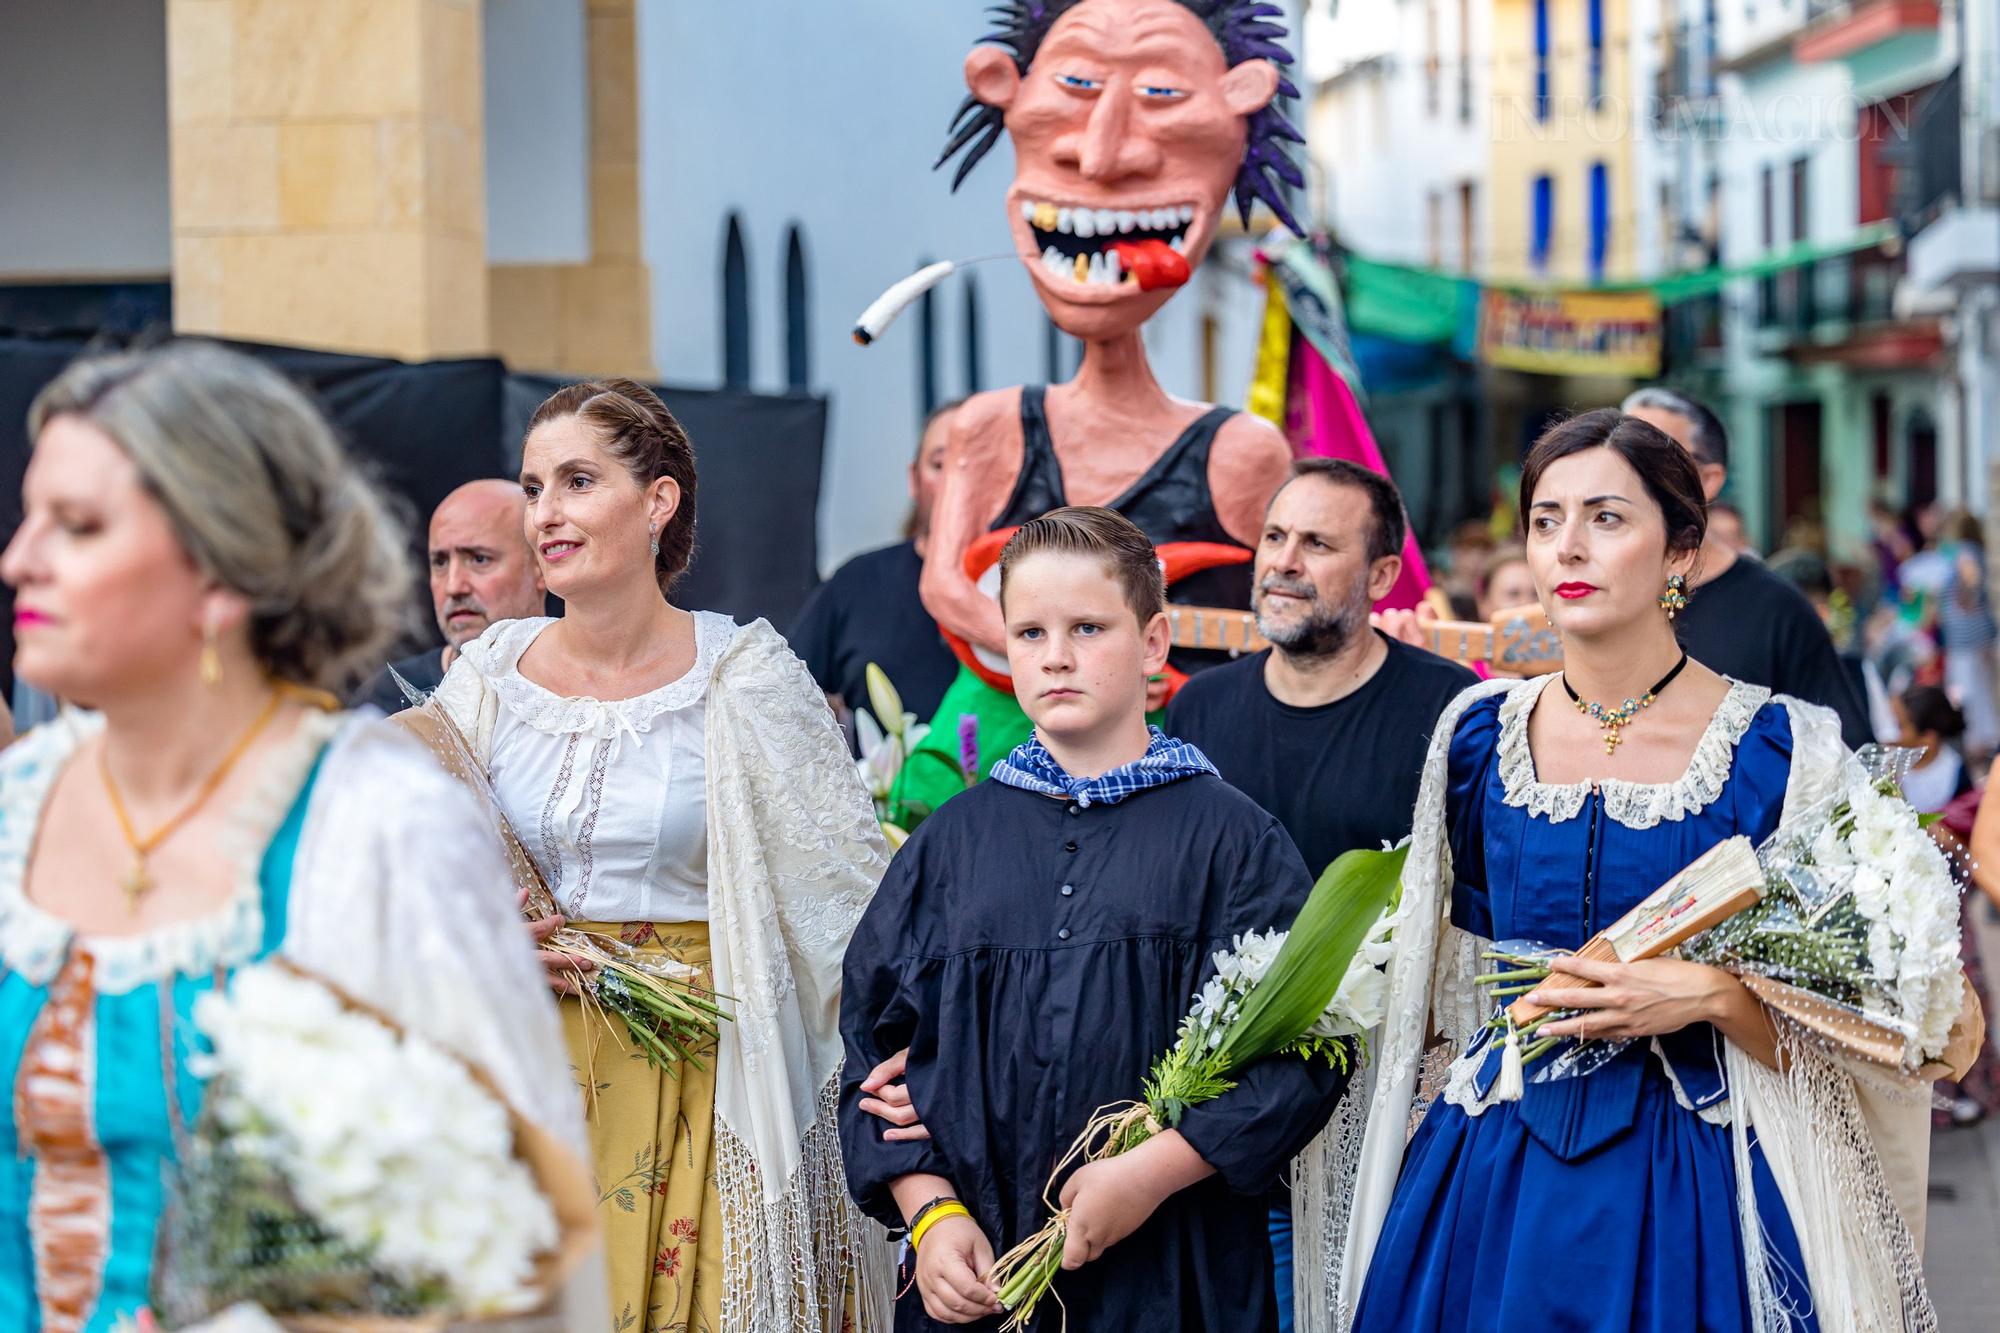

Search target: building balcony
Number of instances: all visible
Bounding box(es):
[1796,0,1941,67]
[1752,250,1942,368]
[1906,206,2000,295]
[1653,36,1724,138]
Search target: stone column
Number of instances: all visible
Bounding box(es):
[487,0,655,378]
[166,0,488,360]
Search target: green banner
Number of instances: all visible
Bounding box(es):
[1339,220,1899,342]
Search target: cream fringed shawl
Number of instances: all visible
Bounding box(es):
[1294,678,1939,1333]
[434,618,897,1333]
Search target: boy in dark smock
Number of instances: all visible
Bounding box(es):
[838,507,1350,1330]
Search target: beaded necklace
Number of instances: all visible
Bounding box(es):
[1560,653,1691,755]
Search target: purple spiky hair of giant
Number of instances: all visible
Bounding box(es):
[935,0,1306,235]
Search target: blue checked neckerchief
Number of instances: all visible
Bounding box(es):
[988,726,1219,808]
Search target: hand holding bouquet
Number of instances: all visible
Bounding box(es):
[1478,752,1978,1093]
[983,844,1408,1329]
[151,962,595,1329]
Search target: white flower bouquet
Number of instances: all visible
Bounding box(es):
[1483,751,1976,1087]
[151,963,596,1330]
[983,844,1408,1329]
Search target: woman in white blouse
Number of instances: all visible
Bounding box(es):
[432,379,893,1333]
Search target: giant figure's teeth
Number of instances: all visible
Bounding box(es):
[1169,235,1186,254]
[1156,207,1176,228]
[1043,246,1063,275]
[1088,253,1106,284]
[1179,204,1195,224]
[1105,249,1122,281]
[1035,203,1058,230]
[1073,253,1088,282]
[1116,210,1136,233]
[1074,208,1095,238]
[1056,207,1074,234]
[1021,201,1036,222]
[1094,209,1116,235]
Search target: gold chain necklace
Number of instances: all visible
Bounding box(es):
[99,686,287,914]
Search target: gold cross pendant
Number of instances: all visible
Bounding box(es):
[1603,726,1624,755]
[121,860,152,915]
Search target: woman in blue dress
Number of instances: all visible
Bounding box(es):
[1294,410,1942,1332]
[0,344,586,1330]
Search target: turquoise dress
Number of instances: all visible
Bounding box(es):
[0,717,327,1332]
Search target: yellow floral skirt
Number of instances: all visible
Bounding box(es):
[564,921,722,1333]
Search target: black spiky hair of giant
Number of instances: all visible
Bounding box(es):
[936,0,1305,234]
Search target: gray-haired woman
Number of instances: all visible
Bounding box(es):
[0,342,589,1328]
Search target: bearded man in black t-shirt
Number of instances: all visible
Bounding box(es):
[1167,458,1476,877]
[1165,458,1475,1331]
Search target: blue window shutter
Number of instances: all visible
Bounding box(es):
[1534,0,1551,120]
[1589,162,1610,281]
[1532,174,1555,273]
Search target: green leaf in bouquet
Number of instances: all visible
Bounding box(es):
[1213,844,1406,1070]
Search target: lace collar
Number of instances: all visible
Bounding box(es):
[0,708,345,994]
[458,612,737,743]
[1494,673,1771,829]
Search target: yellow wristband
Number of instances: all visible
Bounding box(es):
[909,1201,972,1251]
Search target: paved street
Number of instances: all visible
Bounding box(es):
[1928,1116,2000,1331]
[1929,901,2000,1332]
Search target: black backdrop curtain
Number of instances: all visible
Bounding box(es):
[0,336,826,703]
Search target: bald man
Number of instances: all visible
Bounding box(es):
[354,478,547,712]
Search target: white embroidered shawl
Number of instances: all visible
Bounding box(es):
[1295,676,1938,1333]
[434,618,896,1333]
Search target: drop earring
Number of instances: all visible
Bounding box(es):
[648,523,661,559]
[200,620,223,687]
[1658,573,1689,620]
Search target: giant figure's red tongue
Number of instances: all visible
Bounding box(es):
[1108,239,1191,292]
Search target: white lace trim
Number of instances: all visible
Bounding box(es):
[458,611,737,741]
[1655,1036,1734,1125]
[1440,1033,1504,1117]
[0,709,344,994]
[1496,674,1771,829]
[1437,1033,1738,1125]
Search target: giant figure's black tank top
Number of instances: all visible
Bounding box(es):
[990,387,1255,623]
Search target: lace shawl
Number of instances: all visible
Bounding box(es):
[1295,679,1939,1333]
[434,618,896,1333]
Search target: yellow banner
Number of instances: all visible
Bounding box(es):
[1478,288,1662,378]
[1246,276,1290,426]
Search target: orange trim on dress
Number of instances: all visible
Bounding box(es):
[14,950,110,1333]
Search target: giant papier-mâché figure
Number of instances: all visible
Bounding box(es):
[876,0,1309,816]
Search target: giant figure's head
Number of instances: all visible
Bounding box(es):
[941,0,1303,342]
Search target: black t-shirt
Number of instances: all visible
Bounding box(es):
[788,540,959,740]
[1677,557,1873,750]
[1166,633,1479,879]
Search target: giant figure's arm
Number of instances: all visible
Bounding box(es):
[919,390,1025,655]
[1207,413,1294,549]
